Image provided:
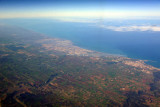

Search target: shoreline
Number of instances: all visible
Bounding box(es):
[0,23,159,72]
[1,19,160,69]
[36,35,160,73]
[72,40,160,69]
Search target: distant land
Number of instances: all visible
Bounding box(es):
[0,24,160,106]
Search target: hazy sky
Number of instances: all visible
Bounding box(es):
[0,0,160,19]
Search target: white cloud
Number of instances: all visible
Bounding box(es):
[100,25,160,32]
[56,18,97,23]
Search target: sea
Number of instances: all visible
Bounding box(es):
[1,18,160,68]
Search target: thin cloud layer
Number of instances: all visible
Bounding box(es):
[56,17,160,32]
[100,25,160,32]
[57,18,97,23]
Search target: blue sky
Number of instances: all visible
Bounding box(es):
[0,0,160,19]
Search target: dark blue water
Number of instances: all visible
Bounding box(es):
[1,18,160,68]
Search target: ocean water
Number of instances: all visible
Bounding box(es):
[1,18,160,68]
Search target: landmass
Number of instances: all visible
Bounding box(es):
[0,24,160,106]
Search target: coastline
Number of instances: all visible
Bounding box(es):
[1,19,160,69]
[36,35,160,74]
[0,23,159,73]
